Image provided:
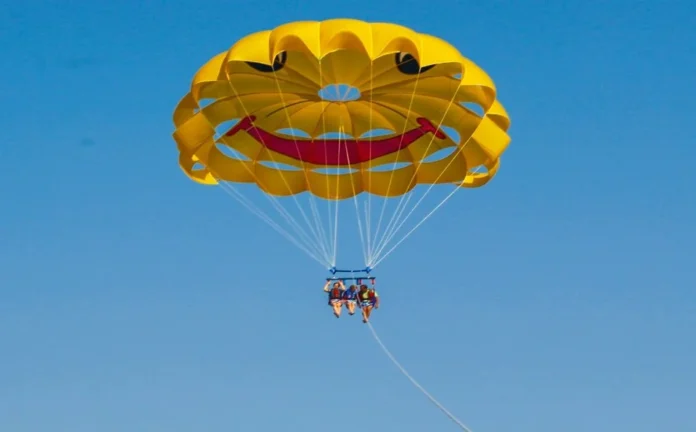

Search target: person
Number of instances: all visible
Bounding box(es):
[357,284,379,323]
[342,284,359,315]
[323,280,346,318]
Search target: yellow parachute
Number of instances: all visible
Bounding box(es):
[172,19,512,269]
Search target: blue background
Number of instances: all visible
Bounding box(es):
[1,1,694,431]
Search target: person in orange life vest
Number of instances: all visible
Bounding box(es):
[342,284,359,315]
[357,284,379,323]
[323,280,346,318]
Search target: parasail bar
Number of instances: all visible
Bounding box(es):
[329,266,373,275]
[326,277,376,282]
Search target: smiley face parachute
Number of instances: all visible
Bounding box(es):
[172,19,511,270]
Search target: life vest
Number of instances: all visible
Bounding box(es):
[330,287,343,299]
[359,290,376,302]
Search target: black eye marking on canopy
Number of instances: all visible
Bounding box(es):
[246,51,287,72]
[395,52,435,75]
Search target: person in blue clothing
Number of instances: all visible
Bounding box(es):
[342,284,359,315]
[323,279,346,318]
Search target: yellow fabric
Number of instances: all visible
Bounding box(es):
[359,290,378,300]
[172,19,512,199]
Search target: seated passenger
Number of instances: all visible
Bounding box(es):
[357,284,379,323]
[323,280,346,318]
[342,284,359,315]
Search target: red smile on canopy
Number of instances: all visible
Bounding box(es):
[225,115,446,166]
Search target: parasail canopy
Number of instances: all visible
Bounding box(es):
[172,19,512,269]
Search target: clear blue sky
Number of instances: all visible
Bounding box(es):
[1,1,695,431]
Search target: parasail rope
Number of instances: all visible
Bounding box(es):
[370,167,480,269]
[366,59,375,268]
[366,321,474,432]
[202,79,332,266]
[211,160,330,267]
[270,70,334,264]
[366,190,414,265]
[332,162,341,266]
[343,125,369,266]
[214,78,332,266]
[213,179,329,267]
[317,52,338,267]
[368,73,423,263]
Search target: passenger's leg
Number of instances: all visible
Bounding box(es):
[362,305,372,323]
